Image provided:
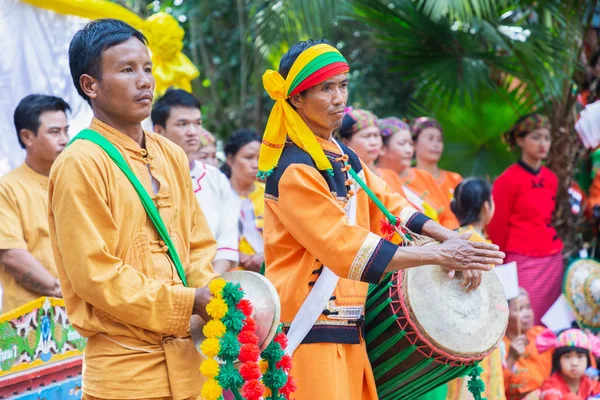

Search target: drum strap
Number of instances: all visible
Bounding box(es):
[285,266,339,356]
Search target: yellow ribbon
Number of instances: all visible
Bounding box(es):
[259,44,349,177]
[20,0,199,96]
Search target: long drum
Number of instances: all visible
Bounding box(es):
[365,264,508,399]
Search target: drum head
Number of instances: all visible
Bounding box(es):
[404,265,508,357]
[564,258,600,331]
[191,271,281,353]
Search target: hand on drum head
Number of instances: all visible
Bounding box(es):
[437,232,505,288]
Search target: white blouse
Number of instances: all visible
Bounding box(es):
[190,161,240,263]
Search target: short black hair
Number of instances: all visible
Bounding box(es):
[278,39,331,80]
[13,94,71,149]
[151,88,202,128]
[69,19,147,105]
[220,129,261,178]
[450,178,492,227]
[551,346,591,374]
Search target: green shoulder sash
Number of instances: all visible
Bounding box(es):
[69,129,188,287]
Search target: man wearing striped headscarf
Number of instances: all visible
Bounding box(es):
[259,39,505,399]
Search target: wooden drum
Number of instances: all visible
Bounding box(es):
[365,263,508,400]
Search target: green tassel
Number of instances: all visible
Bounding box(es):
[261,339,285,361]
[326,168,334,177]
[217,361,244,390]
[262,368,287,390]
[222,282,244,307]
[467,364,486,400]
[257,169,274,180]
[222,308,245,333]
[218,331,240,360]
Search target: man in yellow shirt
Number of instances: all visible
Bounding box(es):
[48,19,217,399]
[0,94,68,313]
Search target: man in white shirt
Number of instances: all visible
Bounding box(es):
[152,88,239,274]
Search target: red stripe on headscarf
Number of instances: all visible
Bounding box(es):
[288,62,350,97]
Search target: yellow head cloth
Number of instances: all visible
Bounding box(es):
[258,44,350,179]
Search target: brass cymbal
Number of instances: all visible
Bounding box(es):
[191,270,281,355]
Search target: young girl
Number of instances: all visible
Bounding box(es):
[445,178,506,400]
[503,289,553,400]
[487,113,563,325]
[536,329,600,399]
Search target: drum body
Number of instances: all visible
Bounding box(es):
[563,257,600,332]
[365,265,508,400]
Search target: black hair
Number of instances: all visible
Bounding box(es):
[151,87,202,128]
[551,346,591,374]
[13,94,71,149]
[220,129,261,178]
[338,114,357,139]
[450,177,492,227]
[278,39,331,80]
[69,19,147,105]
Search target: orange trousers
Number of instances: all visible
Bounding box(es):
[291,341,378,400]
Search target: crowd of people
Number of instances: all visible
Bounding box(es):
[1,17,600,400]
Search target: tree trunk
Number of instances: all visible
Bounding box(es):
[546,109,580,260]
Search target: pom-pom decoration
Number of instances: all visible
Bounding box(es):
[199,278,296,399]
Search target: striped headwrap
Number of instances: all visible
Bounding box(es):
[537,328,600,357]
[338,108,378,139]
[378,117,411,137]
[503,113,550,150]
[411,117,442,140]
[198,127,216,148]
[258,43,350,179]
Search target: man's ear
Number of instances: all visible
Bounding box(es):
[20,129,36,148]
[80,74,98,101]
[289,93,305,110]
[154,125,165,134]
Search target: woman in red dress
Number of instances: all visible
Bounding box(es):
[487,114,563,325]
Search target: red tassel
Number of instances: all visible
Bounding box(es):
[380,218,398,242]
[238,343,261,363]
[238,330,259,345]
[237,298,254,317]
[276,354,293,372]
[242,317,257,333]
[242,379,265,400]
[239,361,261,381]
[274,332,288,349]
[280,375,297,397]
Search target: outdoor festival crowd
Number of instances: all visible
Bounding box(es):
[5,17,600,400]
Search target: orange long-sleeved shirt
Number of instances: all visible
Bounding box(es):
[48,118,217,398]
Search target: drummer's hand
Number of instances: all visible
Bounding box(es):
[458,270,482,291]
[193,286,212,322]
[437,232,504,272]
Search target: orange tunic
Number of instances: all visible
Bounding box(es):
[503,326,553,400]
[379,167,459,229]
[436,169,463,200]
[0,164,58,312]
[264,138,426,400]
[48,118,217,399]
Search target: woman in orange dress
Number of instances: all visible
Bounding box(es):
[377,117,458,229]
[412,117,463,200]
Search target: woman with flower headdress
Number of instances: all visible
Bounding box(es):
[193,126,219,167]
[377,117,459,229]
[535,329,600,399]
[412,117,463,200]
[487,113,563,325]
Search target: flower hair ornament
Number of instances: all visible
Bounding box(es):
[536,328,600,357]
